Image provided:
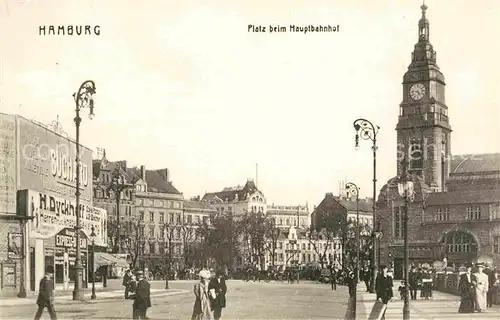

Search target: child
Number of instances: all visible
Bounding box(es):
[398,281,406,300]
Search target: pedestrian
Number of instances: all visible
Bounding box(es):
[34,265,57,320]
[458,263,475,313]
[409,266,419,300]
[420,269,433,300]
[130,270,151,320]
[474,262,489,312]
[362,267,370,292]
[375,265,393,320]
[123,269,132,299]
[209,270,227,320]
[191,269,215,320]
[330,265,337,290]
[487,267,499,307]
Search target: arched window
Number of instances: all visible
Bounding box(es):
[444,231,476,253]
[286,219,290,225]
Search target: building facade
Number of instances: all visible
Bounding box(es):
[0,114,107,296]
[311,193,373,230]
[202,179,266,218]
[264,226,342,269]
[266,204,310,228]
[376,4,500,279]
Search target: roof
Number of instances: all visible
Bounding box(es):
[184,200,217,212]
[334,197,373,213]
[129,168,181,194]
[425,189,500,206]
[202,180,261,202]
[450,153,500,175]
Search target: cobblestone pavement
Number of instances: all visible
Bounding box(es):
[0,280,349,320]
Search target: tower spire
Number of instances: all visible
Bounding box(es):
[418,1,429,42]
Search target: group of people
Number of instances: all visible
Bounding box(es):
[458,262,500,313]
[191,269,227,320]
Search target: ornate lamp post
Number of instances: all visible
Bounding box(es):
[353,118,380,293]
[109,167,131,254]
[397,157,414,320]
[73,80,96,301]
[90,226,97,300]
[345,182,360,319]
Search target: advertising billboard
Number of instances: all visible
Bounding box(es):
[0,113,17,215]
[18,116,93,205]
[18,190,107,247]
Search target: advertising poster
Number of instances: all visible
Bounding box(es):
[26,190,107,247]
[7,233,22,259]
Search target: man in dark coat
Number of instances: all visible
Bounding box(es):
[409,266,419,300]
[123,269,132,299]
[329,264,337,290]
[209,270,227,320]
[375,265,393,320]
[487,267,499,307]
[34,265,57,320]
[131,270,151,320]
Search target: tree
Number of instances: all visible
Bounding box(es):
[308,228,335,268]
[117,218,146,269]
[160,222,176,289]
[197,215,240,270]
[238,211,267,269]
[342,220,373,270]
[264,218,281,267]
[180,223,198,268]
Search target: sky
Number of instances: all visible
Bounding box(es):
[0,0,499,208]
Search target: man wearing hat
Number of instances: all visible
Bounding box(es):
[209,270,227,320]
[473,262,489,312]
[374,265,393,320]
[130,270,151,320]
[34,265,57,320]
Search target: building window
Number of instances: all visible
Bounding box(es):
[466,206,481,220]
[150,212,154,222]
[228,207,232,214]
[494,237,500,254]
[445,231,475,253]
[187,215,193,224]
[301,243,305,250]
[279,219,282,225]
[149,226,155,237]
[140,211,145,221]
[436,207,450,221]
[307,243,311,250]
[393,206,403,239]
[176,214,181,224]
[286,219,290,225]
[140,226,145,236]
[279,242,283,249]
[169,213,174,223]
[149,242,155,254]
[160,212,164,223]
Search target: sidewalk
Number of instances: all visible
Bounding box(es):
[355,287,500,319]
[0,287,188,307]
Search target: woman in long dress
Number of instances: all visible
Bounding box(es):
[192,269,215,320]
[474,263,489,312]
[458,264,475,313]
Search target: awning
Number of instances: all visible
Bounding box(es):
[93,253,129,271]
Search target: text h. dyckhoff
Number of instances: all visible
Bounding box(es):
[39,25,101,36]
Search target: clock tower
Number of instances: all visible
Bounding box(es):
[396,3,452,192]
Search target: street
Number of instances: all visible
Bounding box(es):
[0,280,350,320]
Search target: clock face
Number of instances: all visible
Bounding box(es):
[409,83,426,101]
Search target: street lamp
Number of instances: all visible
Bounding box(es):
[90,226,97,300]
[72,80,96,301]
[109,167,131,254]
[345,182,360,319]
[397,157,414,320]
[353,118,380,293]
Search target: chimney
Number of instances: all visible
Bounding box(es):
[325,192,333,198]
[140,165,146,180]
[159,168,170,182]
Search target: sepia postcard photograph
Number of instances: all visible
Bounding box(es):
[0,0,499,319]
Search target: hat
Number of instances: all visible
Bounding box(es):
[465,263,473,268]
[216,269,225,277]
[379,264,388,270]
[135,270,144,276]
[199,269,211,279]
[45,265,54,274]
[476,262,485,268]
